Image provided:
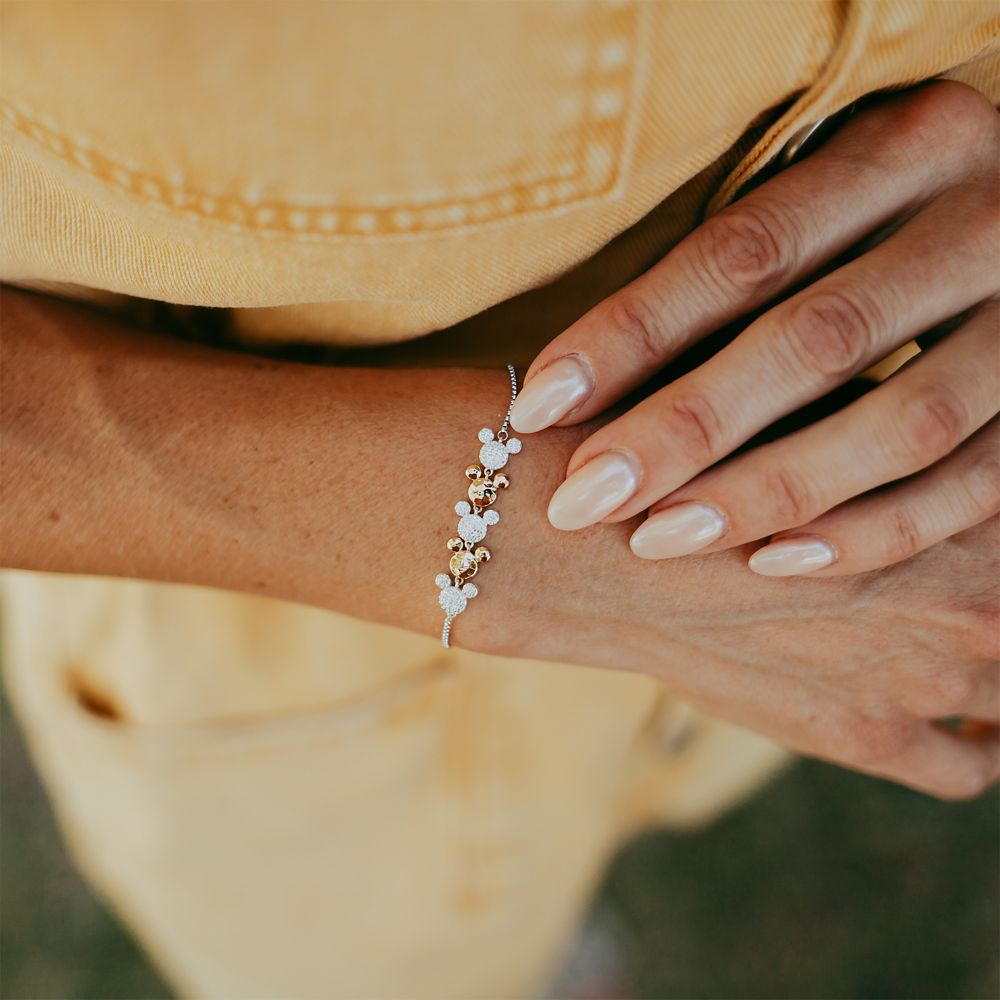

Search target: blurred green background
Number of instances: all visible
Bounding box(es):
[3,686,998,1000]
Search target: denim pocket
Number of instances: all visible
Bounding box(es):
[1,2,647,242]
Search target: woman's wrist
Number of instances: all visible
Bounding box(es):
[0,289,828,673]
[6,289,998,800]
[2,290,622,647]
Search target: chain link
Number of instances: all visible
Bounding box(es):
[498,363,518,439]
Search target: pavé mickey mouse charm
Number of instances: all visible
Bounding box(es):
[436,575,478,618]
[477,427,521,470]
[452,500,498,547]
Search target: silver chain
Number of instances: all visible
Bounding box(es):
[498,363,518,439]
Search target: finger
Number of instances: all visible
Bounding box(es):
[629,301,998,556]
[860,722,1000,801]
[745,421,1000,577]
[547,190,998,531]
[508,82,994,434]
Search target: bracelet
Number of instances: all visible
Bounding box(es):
[436,363,521,648]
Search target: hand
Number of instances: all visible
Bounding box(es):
[3,289,997,799]
[508,81,1000,577]
[480,466,1000,800]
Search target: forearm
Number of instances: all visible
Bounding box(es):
[1,289,606,641]
[0,288,852,674]
[6,290,997,801]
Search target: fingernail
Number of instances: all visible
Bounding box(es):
[748,536,836,576]
[509,356,593,433]
[547,451,641,531]
[629,502,727,559]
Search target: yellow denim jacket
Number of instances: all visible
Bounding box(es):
[2,3,997,997]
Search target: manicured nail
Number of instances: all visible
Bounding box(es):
[629,502,727,559]
[509,355,593,433]
[748,536,836,576]
[547,451,641,531]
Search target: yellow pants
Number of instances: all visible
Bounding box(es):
[3,571,787,997]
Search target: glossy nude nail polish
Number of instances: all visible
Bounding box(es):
[547,451,641,531]
[629,502,727,559]
[508,356,593,433]
[748,537,836,576]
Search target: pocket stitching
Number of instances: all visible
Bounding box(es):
[0,1,646,240]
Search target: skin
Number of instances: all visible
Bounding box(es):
[2,288,997,799]
[515,82,1000,576]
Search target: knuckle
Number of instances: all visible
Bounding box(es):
[697,201,796,298]
[809,704,863,762]
[924,79,997,118]
[883,505,925,563]
[663,390,727,464]
[960,449,1000,518]
[908,667,977,718]
[928,82,1000,149]
[954,590,1000,659]
[856,718,914,767]
[883,81,996,160]
[896,384,970,466]
[782,289,879,380]
[759,464,818,526]
[605,287,670,364]
[846,714,914,768]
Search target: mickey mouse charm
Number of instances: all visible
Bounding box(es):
[436,574,478,617]
[477,427,521,470]
[436,366,522,649]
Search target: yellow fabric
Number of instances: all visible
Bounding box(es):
[2,3,998,997]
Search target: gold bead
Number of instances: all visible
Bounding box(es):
[447,537,464,552]
[474,546,491,563]
[465,464,483,481]
[468,478,498,506]
[450,549,478,578]
[493,473,510,489]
